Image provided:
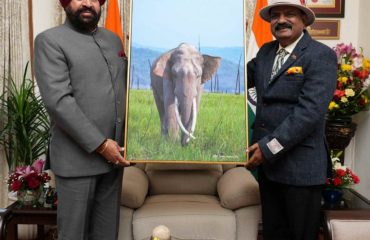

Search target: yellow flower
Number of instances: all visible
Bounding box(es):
[338,76,348,84]
[363,58,370,70]
[340,97,348,103]
[328,101,339,110]
[362,94,369,104]
[345,89,355,97]
[341,64,352,72]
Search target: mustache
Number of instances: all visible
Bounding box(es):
[275,23,292,31]
[76,7,98,17]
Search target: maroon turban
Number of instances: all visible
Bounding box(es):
[59,0,106,8]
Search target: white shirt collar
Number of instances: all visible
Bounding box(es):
[277,32,304,54]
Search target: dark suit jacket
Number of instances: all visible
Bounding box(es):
[247,31,337,186]
[34,20,127,177]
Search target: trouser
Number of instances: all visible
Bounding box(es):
[55,168,123,240]
[258,168,323,240]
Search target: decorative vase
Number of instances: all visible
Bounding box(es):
[17,189,41,206]
[325,116,357,149]
[325,116,357,163]
[322,188,343,206]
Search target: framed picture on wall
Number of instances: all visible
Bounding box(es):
[306,20,341,40]
[124,0,248,164]
[306,0,345,18]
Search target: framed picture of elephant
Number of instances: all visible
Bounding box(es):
[124,0,248,164]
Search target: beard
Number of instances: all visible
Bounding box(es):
[65,6,101,32]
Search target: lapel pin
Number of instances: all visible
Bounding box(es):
[291,54,297,60]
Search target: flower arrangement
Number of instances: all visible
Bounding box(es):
[328,43,370,117]
[7,159,51,192]
[326,153,360,189]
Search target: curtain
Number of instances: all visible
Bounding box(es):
[0,0,32,208]
[245,0,257,55]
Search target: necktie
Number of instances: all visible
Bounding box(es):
[270,48,289,81]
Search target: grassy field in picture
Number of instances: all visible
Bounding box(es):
[126,89,247,163]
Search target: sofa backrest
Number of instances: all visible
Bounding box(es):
[145,164,223,196]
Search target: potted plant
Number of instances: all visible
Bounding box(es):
[0,62,50,171]
[325,43,370,153]
[323,152,360,206]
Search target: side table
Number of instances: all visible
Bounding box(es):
[322,188,370,240]
[0,202,56,240]
[0,208,11,240]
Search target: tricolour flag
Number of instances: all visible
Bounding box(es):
[247,0,273,142]
[105,0,125,50]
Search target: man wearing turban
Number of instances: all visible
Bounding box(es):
[34,0,129,239]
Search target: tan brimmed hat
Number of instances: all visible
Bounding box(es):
[259,0,316,26]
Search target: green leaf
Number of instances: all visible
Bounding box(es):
[0,62,50,170]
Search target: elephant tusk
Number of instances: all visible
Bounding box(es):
[190,98,197,134]
[175,98,196,140]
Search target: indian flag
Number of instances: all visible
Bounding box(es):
[105,0,125,52]
[247,0,273,142]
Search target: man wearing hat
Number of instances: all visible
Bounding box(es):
[246,0,337,239]
[34,0,129,239]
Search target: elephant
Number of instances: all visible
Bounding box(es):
[150,43,221,146]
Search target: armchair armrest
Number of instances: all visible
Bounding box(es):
[323,210,370,240]
[121,166,149,209]
[217,167,260,210]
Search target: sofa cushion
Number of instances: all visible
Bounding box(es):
[132,194,236,240]
[147,169,222,196]
[145,163,222,172]
[121,166,149,209]
[217,167,260,210]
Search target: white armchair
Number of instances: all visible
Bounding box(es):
[118,164,261,240]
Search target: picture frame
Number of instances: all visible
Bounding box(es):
[306,20,341,40]
[124,0,248,164]
[306,0,345,18]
